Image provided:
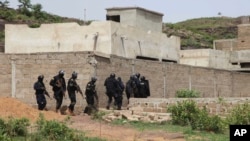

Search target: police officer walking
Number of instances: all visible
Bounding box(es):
[116,77,125,110]
[84,77,99,115]
[67,71,83,116]
[34,75,52,110]
[104,73,118,110]
[50,70,66,113]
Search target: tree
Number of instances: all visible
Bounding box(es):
[0,0,9,8]
[32,3,44,20]
[18,0,32,16]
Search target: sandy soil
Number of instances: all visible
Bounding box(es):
[0,97,185,141]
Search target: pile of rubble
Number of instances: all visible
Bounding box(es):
[102,107,172,123]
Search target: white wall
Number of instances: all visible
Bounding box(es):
[5,21,180,62]
[180,49,238,69]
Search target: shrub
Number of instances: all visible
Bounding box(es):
[226,103,250,125]
[91,111,107,120]
[5,117,30,137]
[36,114,75,140]
[168,100,224,133]
[191,107,224,133]
[176,89,200,98]
[168,100,199,126]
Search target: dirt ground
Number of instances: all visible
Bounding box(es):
[0,97,185,141]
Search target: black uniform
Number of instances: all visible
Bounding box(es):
[116,77,125,110]
[139,76,150,98]
[84,77,98,115]
[134,74,141,98]
[104,73,118,110]
[34,75,51,110]
[67,72,83,114]
[50,70,66,113]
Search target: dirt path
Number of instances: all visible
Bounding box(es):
[0,97,185,141]
[68,115,185,141]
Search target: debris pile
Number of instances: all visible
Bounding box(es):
[0,97,66,122]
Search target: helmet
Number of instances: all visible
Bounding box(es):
[117,77,121,81]
[72,71,77,79]
[136,73,140,78]
[130,75,134,80]
[38,75,44,81]
[141,76,145,81]
[91,77,97,82]
[58,70,65,77]
[110,73,115,78]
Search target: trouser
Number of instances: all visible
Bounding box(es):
[68,92,76,112]
[36,95,47,110]
[114,94,123,110]
[54,92,63,111]
[106,91,114,109]
[37,100,46,110]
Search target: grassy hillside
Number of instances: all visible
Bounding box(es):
[163,17,242,49]
[0,5,245,50]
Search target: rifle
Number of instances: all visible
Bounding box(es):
[76,85,83,97]
[44,89,52,100]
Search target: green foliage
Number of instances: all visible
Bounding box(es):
[226,103,250,125]
[6,117,30,137]
[0,0,9,8]
[191,107,224,133]
[0,8,15,21]
[164,17,238,49]
[168,100,199,126]
[28,23,40,28]
[36,114,75,140]
[176,89,200,98]
[168,100,224,133]
[0,117,30,137]
[91,111,107,120]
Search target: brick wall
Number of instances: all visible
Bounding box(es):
[237,24,250,50]
[1,52,250,109]
[129,97,250,116]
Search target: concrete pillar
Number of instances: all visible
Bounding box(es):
[11,60,16,98]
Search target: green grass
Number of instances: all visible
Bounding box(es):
[112,119,229,141]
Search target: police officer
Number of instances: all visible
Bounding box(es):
[50,70,66,113]
[34,75,52,110]
[104,73,118,110]
[84,77,99,115]
[125,75,138,104]
[116,77,125,110]
[139,76,150,98]
[67,71,83,116]
[133,73,141,98]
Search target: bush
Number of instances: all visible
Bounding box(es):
[191,107,224,133]
[168,100,224,133]
[226,103,250,125]
[36,114,75,140]
[0,117,30,137]
[5,117,30,137]
[176,89,200,98]
[168,100,199,126]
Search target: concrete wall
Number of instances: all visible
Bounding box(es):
[136,9,162,33]
[1,52,250,108]
[129,97,250,116]
[213,39,237,51]
[106,9,137,29]
[5,22,112,55]
[237,24,250,50]
[106,7,163,33]
[179,49,238,69]
[0,52,94,109]
[5,21,180,62]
